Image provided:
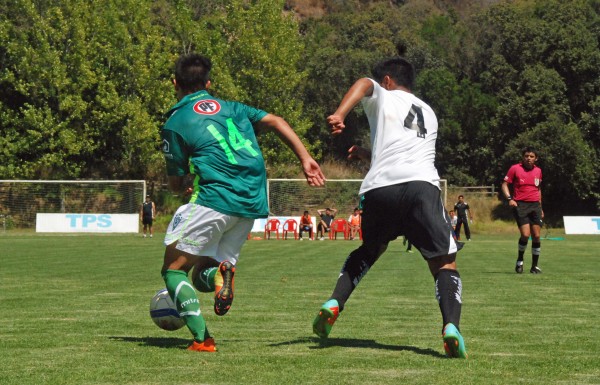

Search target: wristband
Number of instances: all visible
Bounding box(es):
[506,196,513,201]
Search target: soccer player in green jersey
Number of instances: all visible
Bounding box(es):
[160,53,325,352]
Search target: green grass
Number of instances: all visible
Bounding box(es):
[1,233,599,385]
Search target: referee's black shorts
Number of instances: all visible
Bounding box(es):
[360,181,462,260]
[512,201,543,227]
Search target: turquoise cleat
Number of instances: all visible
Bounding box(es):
[443,323,468,358]
[312,299,340,338]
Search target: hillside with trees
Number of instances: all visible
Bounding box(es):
[1,0,599,219]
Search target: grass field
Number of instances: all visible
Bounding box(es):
[1,233,599,385]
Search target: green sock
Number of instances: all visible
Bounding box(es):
[193,266,218,293]
[162,269,210,342]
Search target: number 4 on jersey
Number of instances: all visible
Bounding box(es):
[404,104,427,138]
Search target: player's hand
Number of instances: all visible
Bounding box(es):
[347,145,371,162]
[302,158,326,187]
[327,114,345,136]
[509,200,518,207]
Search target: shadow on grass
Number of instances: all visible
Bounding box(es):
[109,336,189,349]
[269,336,445,358]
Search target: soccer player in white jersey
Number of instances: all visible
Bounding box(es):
[312,57,467,358]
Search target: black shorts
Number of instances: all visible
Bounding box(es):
[142,216,153,226]
[361,181,462,260]
[512,201,543,227]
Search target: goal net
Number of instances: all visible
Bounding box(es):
[267,178,448,217]
[0,180,146,230]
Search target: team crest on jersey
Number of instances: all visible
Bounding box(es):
[162,139,173,159]
[534,178,540,186]
[172,213,183,230]
[193,100,221,115]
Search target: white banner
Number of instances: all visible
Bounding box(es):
[36,213,139,233]
[563,216,600,235]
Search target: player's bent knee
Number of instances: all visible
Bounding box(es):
[427,254,457,276]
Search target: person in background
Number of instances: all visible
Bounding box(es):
[448,210,457,231]
[501,146,544,274]
[140,195,156,238]
[316,207,337,240]
[347,207,362,240]
[453,195,473,241]
[299,210,314,240]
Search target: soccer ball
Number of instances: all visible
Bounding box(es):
[149,288,185,331]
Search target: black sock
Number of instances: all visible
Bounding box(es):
[532,241,541,267]
[331,244,386,311]
[517,237,528,261]
[435,269,462,330]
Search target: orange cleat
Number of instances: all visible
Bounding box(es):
[187,338,217,352]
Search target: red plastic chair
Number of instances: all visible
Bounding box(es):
[282,219,298,240]
[329,218,349,240]
[264,219,281,240]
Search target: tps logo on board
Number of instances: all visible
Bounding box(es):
[66,214,112,228]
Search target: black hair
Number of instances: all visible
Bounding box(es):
[521,146,538,157]
[174,53,212,93]
[371,57,415,89]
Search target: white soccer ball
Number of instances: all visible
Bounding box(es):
[149,288,185,331]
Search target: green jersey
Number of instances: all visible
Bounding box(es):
[161,90,269,219]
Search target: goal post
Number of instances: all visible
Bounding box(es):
[0,180,146,231]
[267,178,447,217]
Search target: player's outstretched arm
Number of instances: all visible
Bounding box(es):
[257,114,325,187]
[327,78,374,136]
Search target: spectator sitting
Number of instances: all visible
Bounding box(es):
[316,207,337,240]
[299,210,314,240]
[347,207,361,240]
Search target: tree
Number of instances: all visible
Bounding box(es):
[468,0,600,211]
[0,0,175,180]
[416,68,497,185]
[174,0,318,168]
[300,1,427,159]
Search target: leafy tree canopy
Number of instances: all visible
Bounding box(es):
[1,0,599,214]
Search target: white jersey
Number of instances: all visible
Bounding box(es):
[359,79,441,195]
